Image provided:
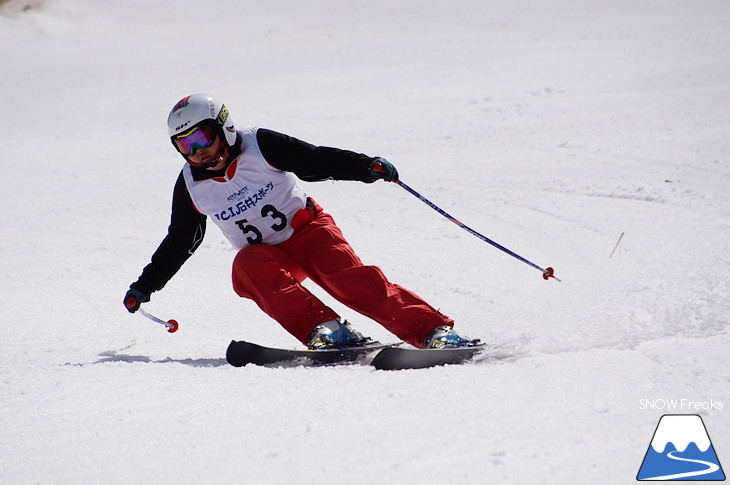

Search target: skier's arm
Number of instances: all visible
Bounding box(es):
[256,128,396,182]
[127,171,206,303]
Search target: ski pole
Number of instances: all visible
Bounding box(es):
[395,179,560,282]
[139,308,179,333]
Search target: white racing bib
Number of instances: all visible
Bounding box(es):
[182,127,307,249]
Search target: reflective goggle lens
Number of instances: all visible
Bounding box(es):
[174,125,217,156]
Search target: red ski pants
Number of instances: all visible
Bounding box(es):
[231,210,453,348]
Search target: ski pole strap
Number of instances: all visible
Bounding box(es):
[396,180,559,282]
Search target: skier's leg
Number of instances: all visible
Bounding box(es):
[231,244,339,344]
[280,212,453,348]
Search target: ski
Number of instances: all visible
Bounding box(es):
[371,344,486,370]
[226,340,397,368]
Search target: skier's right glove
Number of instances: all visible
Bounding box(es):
[369,158,399,183]
[123,287,150,313]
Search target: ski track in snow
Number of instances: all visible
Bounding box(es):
[2,0,729,484]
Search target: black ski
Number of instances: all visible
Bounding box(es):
[226,340,396,368]
[371,344,486,370]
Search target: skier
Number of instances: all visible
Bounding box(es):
[123,93,479,350]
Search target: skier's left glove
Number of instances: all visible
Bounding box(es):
[369,158,399,182]
[123,286,150,313]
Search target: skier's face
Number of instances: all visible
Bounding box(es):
[187,133,227,170]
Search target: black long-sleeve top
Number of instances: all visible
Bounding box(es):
[131,128,379,295]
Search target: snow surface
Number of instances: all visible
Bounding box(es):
[1,0,729,483]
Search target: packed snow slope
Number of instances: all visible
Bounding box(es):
[1,0,728,483]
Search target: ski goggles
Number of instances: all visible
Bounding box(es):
[173,125,217,156]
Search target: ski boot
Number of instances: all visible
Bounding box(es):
[307,319,372,350]
[424,326,481,349]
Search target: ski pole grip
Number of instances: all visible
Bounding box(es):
[125,296,137,309]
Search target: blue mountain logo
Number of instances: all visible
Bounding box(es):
[637,414,725,481]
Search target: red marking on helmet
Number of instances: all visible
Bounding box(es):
[172,96,191,113]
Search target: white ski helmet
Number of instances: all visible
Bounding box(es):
[167,93,237,151]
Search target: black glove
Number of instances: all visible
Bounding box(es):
[123,287,150,313]
[369,158,399,182]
